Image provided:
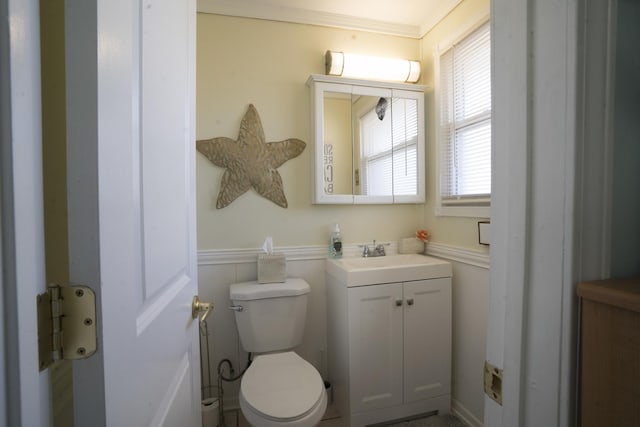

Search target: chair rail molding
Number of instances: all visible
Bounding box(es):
[198,242,489,268]
[426,242,490,270]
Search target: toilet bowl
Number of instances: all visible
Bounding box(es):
[229,279,327,427]
[239,352,327,427]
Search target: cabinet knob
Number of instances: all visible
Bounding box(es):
[406,298,414,306]
[395,299,403,307]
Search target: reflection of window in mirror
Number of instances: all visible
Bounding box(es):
[436,18,491,218]
[355,95,392,196]
[356,97,418,196]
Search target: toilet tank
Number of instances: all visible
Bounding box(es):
[230,278,310,353]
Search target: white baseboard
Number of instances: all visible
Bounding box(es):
[451,399,484,427]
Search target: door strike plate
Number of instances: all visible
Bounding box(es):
[484,360,503,405]
[37,284,97,371]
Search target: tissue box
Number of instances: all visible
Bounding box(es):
[398,237,425,254]
[257,253,287,283]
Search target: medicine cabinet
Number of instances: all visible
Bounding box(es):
[307,74,426,204]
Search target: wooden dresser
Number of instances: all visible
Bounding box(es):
[577,278,640,427]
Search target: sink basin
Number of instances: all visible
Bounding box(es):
[326,254,452,286]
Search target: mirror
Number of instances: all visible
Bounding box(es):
[308,75,425,204]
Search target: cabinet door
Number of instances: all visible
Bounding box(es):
[403,278,452,403]
[348,283,404,412]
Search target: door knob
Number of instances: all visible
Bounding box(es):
[395,299,403,307]
[192,296,213,323]
[406,298,414,306]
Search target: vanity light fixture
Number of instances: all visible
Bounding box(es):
[325,50,421,83]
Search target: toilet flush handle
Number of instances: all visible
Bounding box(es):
[228,305,244,312]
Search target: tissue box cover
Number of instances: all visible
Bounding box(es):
[257,253,286,283]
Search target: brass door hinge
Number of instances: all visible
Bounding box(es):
[37,284,97,371]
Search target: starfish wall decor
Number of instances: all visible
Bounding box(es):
[196,104,306,209]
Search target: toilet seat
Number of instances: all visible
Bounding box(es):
[240,352,327,426]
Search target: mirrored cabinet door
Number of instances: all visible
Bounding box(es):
[308,75,426,204]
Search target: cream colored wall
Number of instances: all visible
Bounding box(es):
[196,14,424,249]
[420,0,491,252]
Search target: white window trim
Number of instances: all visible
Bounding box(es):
[434,9,491,219]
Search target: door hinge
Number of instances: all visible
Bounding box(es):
[37,284,97,371]
[484,360,503,405]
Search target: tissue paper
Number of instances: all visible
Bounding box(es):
[262,236,274,254]
[258,236,286,283]
[201,398,219,427]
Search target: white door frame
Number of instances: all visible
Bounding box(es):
[486,0,616,425]
[0,0,50,426]
[485,0,529,424]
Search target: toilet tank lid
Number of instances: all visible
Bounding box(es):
[230,278,310,300]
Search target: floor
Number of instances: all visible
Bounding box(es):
[216,404,468,427]
[383,414,468,427]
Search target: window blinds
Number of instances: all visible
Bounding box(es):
[439,21,491,204]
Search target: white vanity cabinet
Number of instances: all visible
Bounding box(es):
[326,260,452,426]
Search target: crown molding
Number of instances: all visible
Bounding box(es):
[198,0,429,39]
[419,0,464,37]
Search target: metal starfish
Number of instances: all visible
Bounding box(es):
[196,104,306,209]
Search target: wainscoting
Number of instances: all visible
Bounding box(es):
[197,243,488,427]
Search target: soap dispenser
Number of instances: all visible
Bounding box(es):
[329,224,343,259]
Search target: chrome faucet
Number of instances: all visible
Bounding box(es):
[359,240,390,257]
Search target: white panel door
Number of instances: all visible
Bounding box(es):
[403,279,451,403]
[65,0,200,426]
[348,283,403,413]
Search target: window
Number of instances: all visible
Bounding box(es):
[359,97,418,197]
[437,20,491,217]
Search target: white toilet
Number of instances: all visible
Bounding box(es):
[230,278,327,427]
